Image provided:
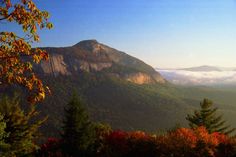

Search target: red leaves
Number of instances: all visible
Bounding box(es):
[5,0,12,9]
[105,130,129,150]
[41,138,61,151]
[39,138,63,157]
[155,127,233,157]
[21,0,27,5]
[100,127,236,157]
[37,128,236,157]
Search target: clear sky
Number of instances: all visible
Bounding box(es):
[2,0,236,68]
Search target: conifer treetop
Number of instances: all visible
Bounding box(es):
[186,98,235,135]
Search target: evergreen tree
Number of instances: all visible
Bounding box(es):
[61,94,95,156]
[0,95,46,156]
[0,113,10,156]
[186,98,235,134]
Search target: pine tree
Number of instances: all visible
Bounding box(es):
[0,95,46,156]
[186,98,235,134]
[61,94,95,157]
[0,113,10,156]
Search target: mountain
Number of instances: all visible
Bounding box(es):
[36,40,166,85]
[12,41,236,139]
[180,65,221,72]
[30,40,194,138]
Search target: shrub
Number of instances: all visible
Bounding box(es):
[156,127,236,157]
[99,127,236,157]
[36,138,63,157]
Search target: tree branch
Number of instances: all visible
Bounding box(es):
[0,13,12,21]
[0,54,31,60]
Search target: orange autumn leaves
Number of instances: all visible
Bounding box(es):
[35,127,236,156]
[0,0,53,103]
[157,127,231,157]
[166,127,227,148]
[100,127,236,157]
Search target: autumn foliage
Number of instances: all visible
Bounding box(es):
[35,126,236,157]
[32,98,236,157]
[96,127,236,157]
[155,127,236,157]
[0,0,53,103]
[36,138,63,157]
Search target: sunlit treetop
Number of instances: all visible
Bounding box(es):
[0,0,53,104]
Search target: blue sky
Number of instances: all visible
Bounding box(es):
[2,0,236,68]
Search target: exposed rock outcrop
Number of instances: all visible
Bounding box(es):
[37,40,166,85]
[125,72,153,84]
[40,54,70,76]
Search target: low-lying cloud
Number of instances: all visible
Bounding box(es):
[157,69,236,85]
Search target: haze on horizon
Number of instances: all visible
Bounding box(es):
[2,0,236,68]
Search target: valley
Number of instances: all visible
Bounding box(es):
[25,40,236,138]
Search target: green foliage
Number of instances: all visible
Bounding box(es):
[36,74,191,138]
[90,123,112,155]
[30,66,236,138]
[0,95,46,156]
[0,114,10,156]
[186,98,235,134]
[61,94,96,156]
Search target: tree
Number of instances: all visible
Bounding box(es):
[186,98,235,134]
[61,94,95,156]
[0,0,53,104]
[0,95,46,156]
[0,113,10,156]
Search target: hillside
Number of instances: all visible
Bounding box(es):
[30,40,190,138]
[25,40,236,138]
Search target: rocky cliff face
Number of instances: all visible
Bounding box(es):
[40,54,70,76]
[38,40,166,85]
[125,72,166,84]
[125,72,154,84]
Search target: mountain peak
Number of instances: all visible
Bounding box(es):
[180,65,221,72]
[39,40,166,84]
[73,39,99,47]
[73,39,102,53]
